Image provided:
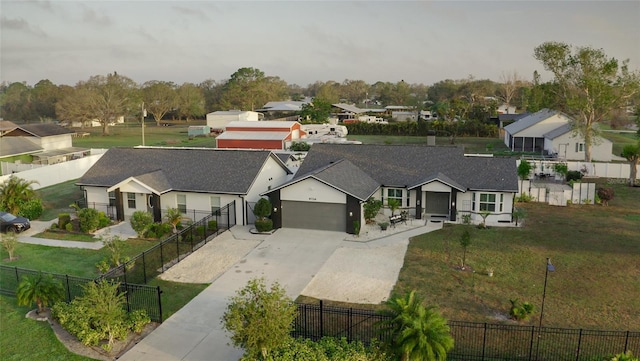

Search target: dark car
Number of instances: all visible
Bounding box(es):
[0,212,31,233]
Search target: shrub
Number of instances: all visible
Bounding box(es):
[253,198,272,221]
[566,170,583,182]
[289,141,311,151]
[78,208,100,233]
[255,219,273,233]
[50,222,58,230]
[98,212,111,228]
[196,225,206,236]
[65,223,73,232]
[1,232,19,261]
[16,273,65,313]
[266,337,391,361]
[608,351,639,361]
[131,211,154,237]
[58,213,71,229]
[208,220,218,231]
[516,192,534,202]
[509,299,535,321]
[363,197,383,223]
[222,278,297,360]
[597,187,615,206]
[17,198,43,220]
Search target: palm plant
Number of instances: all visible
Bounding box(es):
[379,290,454,361]
[0,175,39,214]
[164,207,183,234]
[387,198,401,216]
[16,273,65,313]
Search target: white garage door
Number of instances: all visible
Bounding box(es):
[281,201,346,232]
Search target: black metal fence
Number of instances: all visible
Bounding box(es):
[293,301,640,360]
[100,201,236,285]
[0,265,163,323]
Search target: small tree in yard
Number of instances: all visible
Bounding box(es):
[1,232,19,261]
[459,230,471,270]
[622,142,640,187]
[378,290,454,361]
[517,160,533,193]
[387,198,401,216]
[16,273,65,314]
[253,198,273,232]
[364,197,383,223]
[222,278,297,360]
[597,187,615,206]
[0,175,39,215]
[130,210,154,237]
[164,207,183,234]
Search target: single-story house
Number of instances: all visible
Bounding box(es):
[206,110,263,132]
[76,147,292,225]
[264,144,519,234]
[0,123,88,164]
[503,109,613,161]
[216,121,306,150]
[331,103,365,122]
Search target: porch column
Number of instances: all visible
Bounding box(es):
[114,189,124,222]
[415,187,422,220]
[450,189,458,221]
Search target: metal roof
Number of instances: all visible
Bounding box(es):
[216,131,290,141]
[332,103,364,114]
[0,137,42,157]
[226,121,298,129]
[503,108,558,135]
[16,123,74,137]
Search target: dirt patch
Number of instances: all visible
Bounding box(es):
[26,309,158,361]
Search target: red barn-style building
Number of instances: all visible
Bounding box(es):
[215,121,306,150]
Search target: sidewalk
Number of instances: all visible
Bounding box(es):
[15,220,138,250]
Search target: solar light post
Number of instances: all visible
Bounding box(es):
[539,257,555,329]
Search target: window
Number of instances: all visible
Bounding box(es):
[108,191,116,207]
[387,188,403,201]
[479,193,496,212]
[127,193,136,209]
[575,143,585,152]
[177,194,187,213]
[210,196,220,214]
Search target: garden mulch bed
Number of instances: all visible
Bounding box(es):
[26,309,158,361]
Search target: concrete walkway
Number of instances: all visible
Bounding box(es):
[120,222,443,361]
[16,220,137,250]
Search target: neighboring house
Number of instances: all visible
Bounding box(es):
[216,121,306,150]
[0,123,88,164]
[503,109,613,161]
[497,103,517,114]
[76,147,292,225]
[256,100,310,112]
[264,144,518,234]
[331,103,365,122]
[206,110,263,132]
[385,105,417,121]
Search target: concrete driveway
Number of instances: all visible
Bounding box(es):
[119,228,347,361]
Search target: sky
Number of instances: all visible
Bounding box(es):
[1,0,639,87]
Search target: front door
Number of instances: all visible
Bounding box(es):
[148,194,162,222]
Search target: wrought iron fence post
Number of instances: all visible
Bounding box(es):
[14,266,19,284]
[575,329,583,361]
[482,323,487,361]
[66,275,71,302]
[624,331,629,353]
[124,284,131,313]
[176,234,180,262]
[157,286,163,323]
[349,307,353,341]
[320,300,324,338]
[160,242,164,273]
[528,326,535,361]
[142,252,147,284]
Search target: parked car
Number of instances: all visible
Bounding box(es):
[0,212,31,233]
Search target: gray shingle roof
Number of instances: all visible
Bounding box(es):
[78,147,289,194]
[18,123,74,137]
[0,137,42,157]
[296,144,518,192]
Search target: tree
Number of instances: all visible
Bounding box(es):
[222,278,297,360]
[459,230,471,270]
[0,175,39,215]
[534,41,640,161]
[0,82,34,122]
[142,81,177,125]
[16,273,65,313]
[378,290,454,361]
[1,232,18,261]
[517,160,533,195]
[130,210,154,237]
[57,72,139,135]
[299,97,332,123]
[621,142,640,186]
[164,207,183,234]
[363,197,383,224]
[176,82,205,121]
[387,198,401,216]
[220,67,288,111]
[499,70,523,107]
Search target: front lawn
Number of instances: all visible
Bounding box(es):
[394,182,640,331]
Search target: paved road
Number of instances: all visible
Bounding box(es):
[120,222,443,361]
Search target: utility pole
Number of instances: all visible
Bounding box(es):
[141,102,146,146]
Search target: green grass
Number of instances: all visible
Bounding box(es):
[392,182,640,331]
[601,131,639,157]
[0,296,95,361]
[33,231,98,242]
[0,239,158,278]
[71,122,215,149]
[36,179,83,221]
[148,279,209,321]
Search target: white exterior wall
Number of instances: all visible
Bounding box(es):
[38,134,73,151]
[457,191,514,223]
[246,156,293,203]
[546,132,612,162]
[280,178,346,204]
[206,111,261,130]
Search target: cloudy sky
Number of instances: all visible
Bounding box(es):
[1,0,639,87]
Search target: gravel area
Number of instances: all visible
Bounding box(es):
[158,230,261,284]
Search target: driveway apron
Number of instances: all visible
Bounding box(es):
[119,228,346,361]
